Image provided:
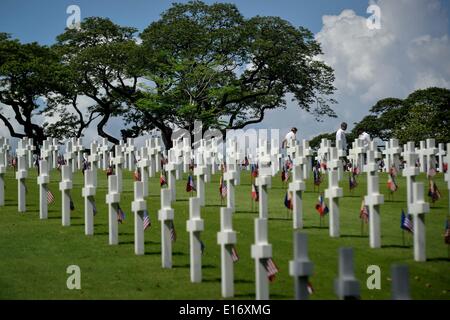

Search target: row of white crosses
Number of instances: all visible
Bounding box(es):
[317,138,331,173]
[0,137,7,206]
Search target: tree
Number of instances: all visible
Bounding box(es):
[136,0,337,148]
[0,33,61,145]
[395,87,450,144]
[53,17,145,144]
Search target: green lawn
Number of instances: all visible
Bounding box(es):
[0,166,449,300]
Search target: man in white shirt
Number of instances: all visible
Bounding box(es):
[282,127,298,149]
[336,122,347,151]
[358,129,371,148]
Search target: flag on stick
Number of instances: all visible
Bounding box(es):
[47,190,55,205]
[315,194,329,216]
[400,210,413,233]
[143,210,151,231]
[284,191,293,210]
[231,245,239,262]
[251,183,259,202]
[359,200,369,224]
[186,175,196,192]
[117,206,125,223]
[263,258,279,282]
[170,220,177,242]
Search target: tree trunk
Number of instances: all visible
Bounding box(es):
[97,113,119,145]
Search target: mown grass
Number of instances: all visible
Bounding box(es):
[0,166,449,300]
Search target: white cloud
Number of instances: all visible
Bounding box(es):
[253,0,450,140]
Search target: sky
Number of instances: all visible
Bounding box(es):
[1,0,450,147]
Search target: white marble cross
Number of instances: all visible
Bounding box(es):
[402,142,419,211]
[88,141,99,188]
[424,138,438,176]
[325,147,343,237]
[74,138,83,171]
[417,140,427,173]
[336,139,347,181]
[353,138,367,173]
[302,140,313,179]
[112,145,124,193]
[289,145,307,229]
[256,152,272,219]
[334,247,360,299]
[391,264,410,300]
[25,137,35,169]
[126,138,136,171]
[187,197,204,282]
[0,137,10,171]
[82,169,96,235]
[364,150,384,248]
[50,138,58,169]
[437,143,446,173]
[154,137,163,173]
[224,155,238,212]
[41,139,52,173]
[217,207,237,298]
[106,175,121,245]
[250,218,273,300]
[64,140,76,173]
[182,137,191,174]
[16,143,27,213]
[158,188,174,268]
[146,138,156,177]
[37,159,50,219]
[317,139,331,172]
[409,182,430,262]
[59,165,72,226]
[138,147,150,197]
[132,181,147,255]
[165,149,178,202]
[289,232,314,300]
[194,152,208,207]
[0,148,5,206]
[99,138,109,170]
[445,143,450,216]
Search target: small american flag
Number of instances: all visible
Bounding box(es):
[117,206,125,223]
[444,219,450,245]
[92,199,97,216]
[263,258,279,282]
[143,210,151,231]
[231,245,239,262]
[170,220,176,242]
[359,200,369,223]
[401,210,413,233]
[47,190,55,205]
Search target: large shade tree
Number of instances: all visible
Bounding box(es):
[135,1,337,147]
[53,17,145,144]
[0,33,62,145]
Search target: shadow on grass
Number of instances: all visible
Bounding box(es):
[303,225,328,230]
[341,234,368,239]
[145,251,186,256]
[269,217,291,221]
[234,293,254,299]
[47,216,82,220]
[173,263,216,269]
[235,210,257,215]
[235,279,252,284]
[427,257,450,262]
[203,277,221,283]
[381,244,411,249]
[120,240,160,245]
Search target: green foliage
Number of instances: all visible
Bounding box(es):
[137,0,336,145]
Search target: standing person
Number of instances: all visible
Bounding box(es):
[357,128,371,148]
[336,122,347,151]
[282,127,298,149]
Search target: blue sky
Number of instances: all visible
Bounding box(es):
[0,0,371,44]
[1,0,449,145]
